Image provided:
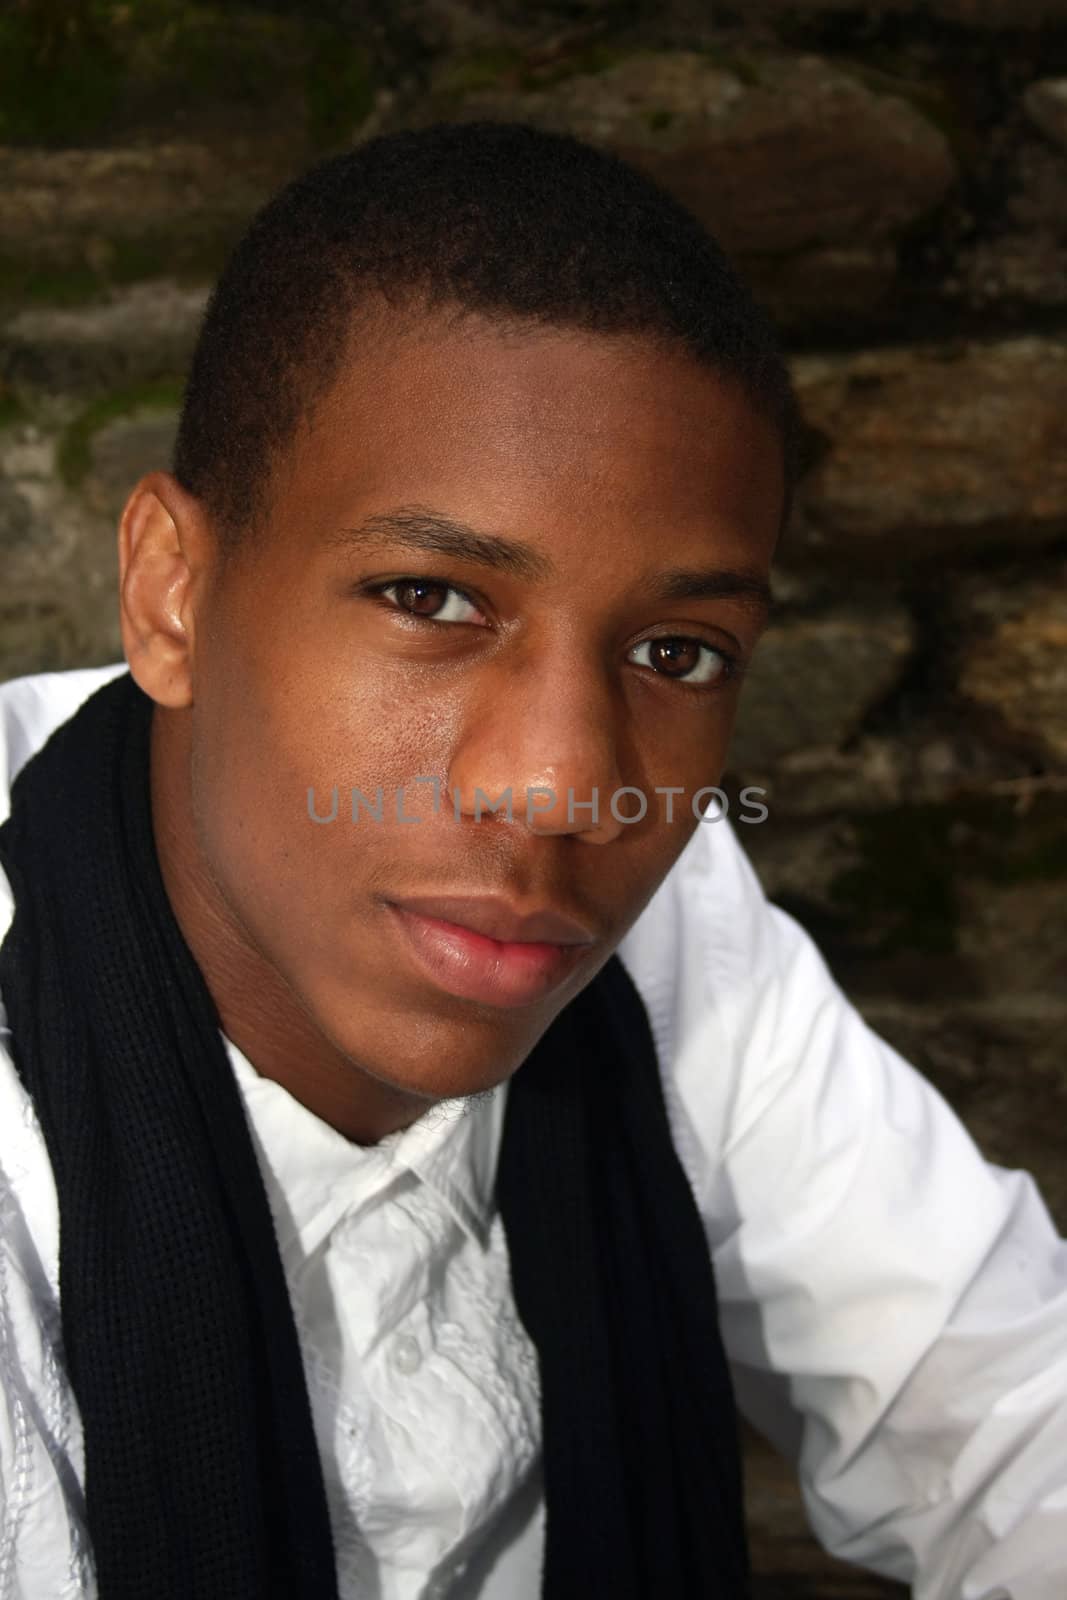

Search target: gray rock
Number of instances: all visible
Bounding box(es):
[0,477,36,552]
[950,140,1067,314]
[725,736,911,820]
[738,0,1067,19]
[791,338,1067,557]
[0,141,290,270]
[728,606,915,769]
[429,50,955,257]
[0,451,83,591]
[0,421,57,485]
[936,0,1067,21]
[954,560,1067,765]
[0,581,122,683]
[85,409,181,520]
[725,719,1045,818]
[748,244,899,336]
[957,877,1067,996]
[0,412,124,678]
[1023,78,1067,152]
[728,810,864,907]
[0,282,205,398]
[0,145,210,247]
[0,592,82,680]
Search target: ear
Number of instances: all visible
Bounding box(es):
[118,471,215,709]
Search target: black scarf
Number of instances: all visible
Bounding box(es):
[0,669,750,1597]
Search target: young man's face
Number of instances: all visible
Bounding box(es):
[137,308,783,1135]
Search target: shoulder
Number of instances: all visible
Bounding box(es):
[0,661,130,957]
[616,812,828,1207]
[0,1093,93,1593]
[0,662,129,1307]
[0,962,89,1592]
[0,663,130,1389]
[0,665,109,1595]
[618,808,823,1052]
[0,661,130,830]
[0,664,131,1245]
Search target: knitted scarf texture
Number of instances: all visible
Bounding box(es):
[0,670,750,1597]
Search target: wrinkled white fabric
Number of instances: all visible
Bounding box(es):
[1,664,1065,1600]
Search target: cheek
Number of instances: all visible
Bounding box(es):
[188,702,316,948]
[631,695,739,799]
[187,665,466,926]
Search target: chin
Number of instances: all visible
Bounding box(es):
[325,1008,520,1101]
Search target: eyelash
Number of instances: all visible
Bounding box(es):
[363,577,488,627]
[363,577,742,689]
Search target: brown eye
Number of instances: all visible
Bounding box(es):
[394,580,449,616]
[628,636,731,686]
[377,580,484,625]
[650,639,702,677]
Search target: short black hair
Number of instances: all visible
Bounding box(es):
[172,119,801,555]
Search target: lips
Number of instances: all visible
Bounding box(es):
[386,894,596,947]
[382,894,597,1008]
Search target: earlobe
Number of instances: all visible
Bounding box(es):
[118,471,209,710]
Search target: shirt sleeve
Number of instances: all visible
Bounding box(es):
[637,814,1067,1600]
[0,839,94,1598]
[0,1028,95,1599]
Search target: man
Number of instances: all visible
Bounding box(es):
[0,120,1064,1600]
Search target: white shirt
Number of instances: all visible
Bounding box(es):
[1,663,1065,1600]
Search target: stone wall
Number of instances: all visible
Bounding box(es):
[2,4,1066,1594]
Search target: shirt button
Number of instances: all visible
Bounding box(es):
[392,1332,423,1374]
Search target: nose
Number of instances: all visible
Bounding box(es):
[447,650,631,843]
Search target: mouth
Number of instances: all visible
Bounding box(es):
[381,894,597,1009]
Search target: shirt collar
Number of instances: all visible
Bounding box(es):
[223,1033,506,1259]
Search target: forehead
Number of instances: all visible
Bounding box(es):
[268,307,784,562]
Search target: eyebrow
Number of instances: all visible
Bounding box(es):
[329,504,773,619]
[329,507,553,582]
[636,566,774,619]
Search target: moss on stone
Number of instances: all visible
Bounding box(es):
[0,3,369,149]
[304,28,377,151]
[819,791,1067,962]
[437,38,637,105]
[0,229,238,318]
[0,388,27,430]
[828,804,961,957]
[694,43,763,89]
[436,45,530,97]
[107,231,237,287]
[0,3,123,144]
[0,259,107,315]
[523,41,631,91]
[57,379,184,491]
[992,825,1067,883]
[947,792,1067,884]
[124,6,299,111]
